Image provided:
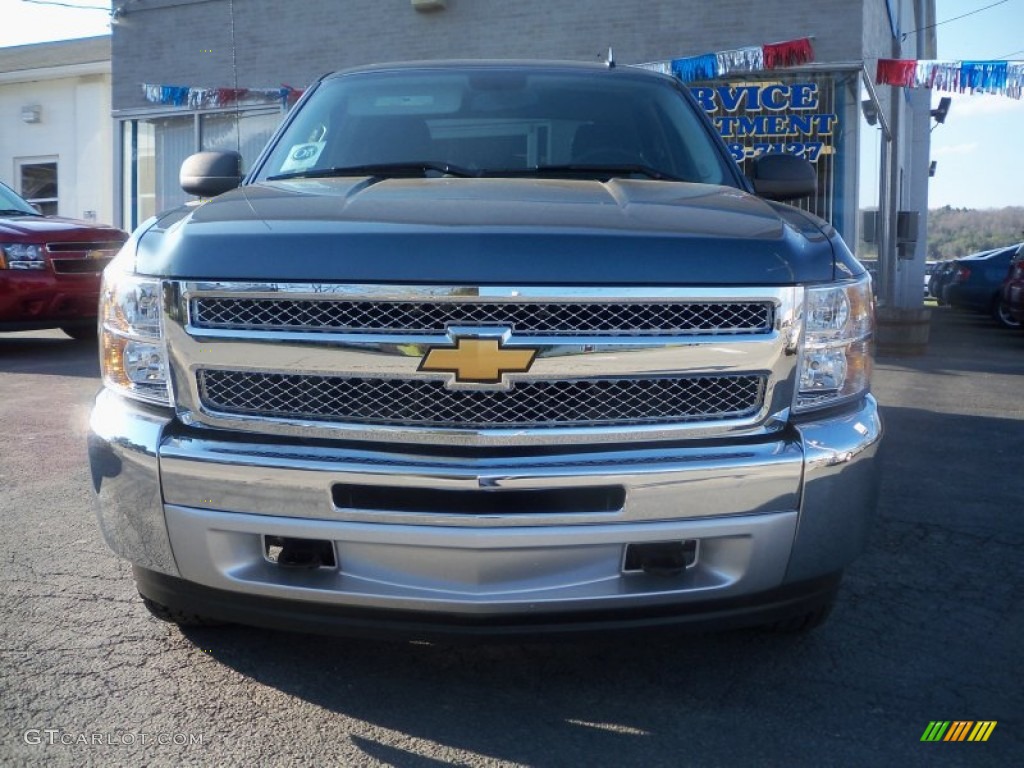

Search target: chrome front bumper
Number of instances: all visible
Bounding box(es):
[89,389,881,620]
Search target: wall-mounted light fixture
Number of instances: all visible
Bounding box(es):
[860,99,879,127]
[930,97,951,125]
[929,161,938,177]
[21,106,41,124]
[412,0,446,11]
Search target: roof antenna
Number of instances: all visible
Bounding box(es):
[229,0,241,156]
[606,47,616,68]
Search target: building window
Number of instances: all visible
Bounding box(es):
[120,108,283,230]
[18,160,59,216]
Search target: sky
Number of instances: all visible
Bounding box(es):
[1,0,1023,209]
[926,0,1024,209]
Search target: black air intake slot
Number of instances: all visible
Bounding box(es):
[332,484,626,516]
[264,536,336,569]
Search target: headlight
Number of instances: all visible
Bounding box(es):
[794,276,874,412]
[0,243,45,269]
[99,271,171,405]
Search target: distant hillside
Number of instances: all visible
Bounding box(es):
[926,206,1024,260]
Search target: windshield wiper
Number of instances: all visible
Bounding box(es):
[267,162,477,181]
[483,164,685,182]
[0,208,41,216]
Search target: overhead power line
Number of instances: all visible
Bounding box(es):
[20,0,111,10]
[901,0,1011,41]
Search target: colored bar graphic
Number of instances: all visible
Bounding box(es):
[921,722,950,741]
[968,722,997,742]
[921,720,997,742]
[944,721,973,741]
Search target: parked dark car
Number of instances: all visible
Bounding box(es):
[945,244,1022,328]
[1000,243,1024,327]
[928,259,962,305]
[923,260,938,298]
[1,181,128,339]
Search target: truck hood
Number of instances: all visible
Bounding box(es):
[135,177,843,285]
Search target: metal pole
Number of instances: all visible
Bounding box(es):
[882,32,903,308]
[877,120,890,301]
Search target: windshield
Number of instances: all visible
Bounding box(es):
[256,68,739,186]
[0,183,40,215]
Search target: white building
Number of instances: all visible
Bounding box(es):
[0,36,115,226]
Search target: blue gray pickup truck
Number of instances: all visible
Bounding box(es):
[89,61,881,638]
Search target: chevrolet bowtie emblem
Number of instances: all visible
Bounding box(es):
[419,337,537,384]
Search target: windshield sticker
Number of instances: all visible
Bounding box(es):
[280,142,325,172]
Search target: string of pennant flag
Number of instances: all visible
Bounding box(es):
[139,53,1022,107]
[145,39,816,108]
[633,36,815,82]
[141,83,304,109]
[875,58,1024,98]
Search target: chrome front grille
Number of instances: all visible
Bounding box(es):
[191,297,773,336]
[171,282,798,445]
[197,370,767,429]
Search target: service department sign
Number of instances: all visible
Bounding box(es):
[690,82,838,164]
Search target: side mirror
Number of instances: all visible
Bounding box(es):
[180,151,243,197]
[748,153,817,201]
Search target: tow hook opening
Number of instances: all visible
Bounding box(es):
[623,540,698,577]
[263,535,337,570]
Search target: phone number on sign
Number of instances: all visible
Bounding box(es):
[727,142,825,162]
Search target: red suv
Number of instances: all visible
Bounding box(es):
[1,181,128,340]
[1001,243,1024,327]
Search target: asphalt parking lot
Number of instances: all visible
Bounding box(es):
[1,307,1021,768]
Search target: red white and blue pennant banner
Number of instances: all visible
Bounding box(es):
[144,40,816,106]
[875,59,1024,98]
[635,37,815,82]
[142,84,304,109]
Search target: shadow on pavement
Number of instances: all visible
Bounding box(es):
[0,333,100,378]
[877,306,1024,377]
[182,622,817,767]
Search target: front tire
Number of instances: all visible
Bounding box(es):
[764,600,835,632]
[993,299,1021,329]
[140,595,226,627]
